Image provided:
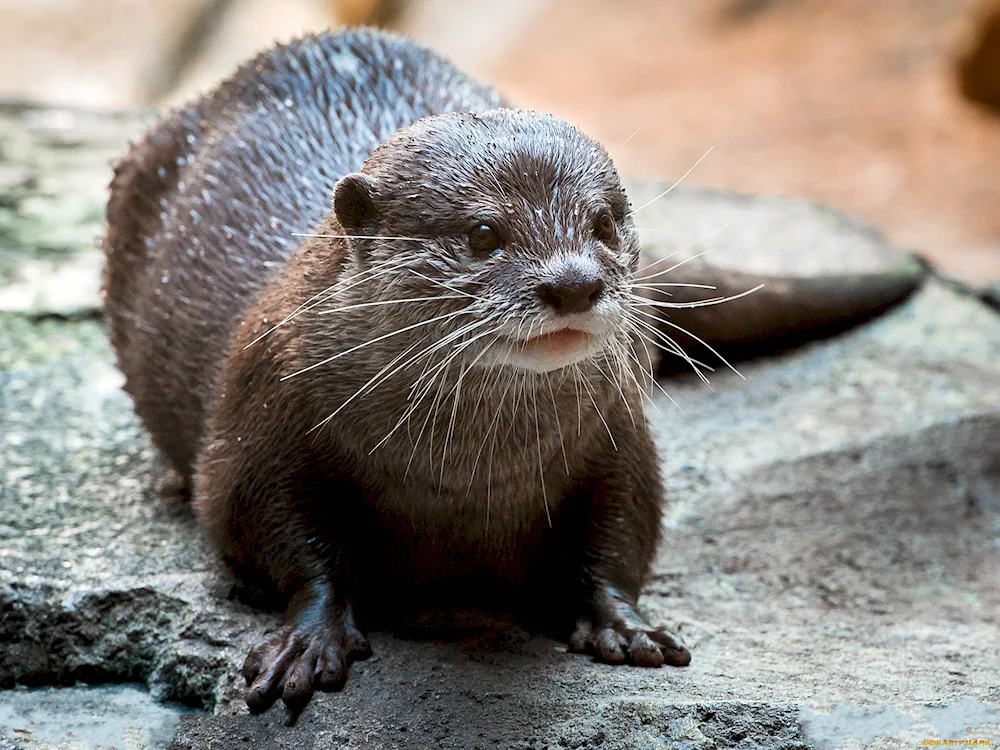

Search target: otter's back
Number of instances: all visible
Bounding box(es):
[103,29,503,476]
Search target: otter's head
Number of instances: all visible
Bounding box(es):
[332,109,640,374]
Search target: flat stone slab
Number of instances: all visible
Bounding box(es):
[1,101,998,748]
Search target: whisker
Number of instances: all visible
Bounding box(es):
[468,315,518,417]
[615,332,680,418]
[402,373,444,478]
[610,338,652,426]
[408,359,452,481]
[373,316,503,454]
[405,315,502,396]
[483,337,522,519]
[412,321,507,481]
[572,364,583,436]
[633,228,728,282]
[632,282,718,290]
[618,127,642,149]
[620,332,677,415]
[634,248,717,283]
[439,360,470,487]
[242,255,410,349]
[467,351,517,498]
[395,320,497,415]
[280,307,471,381]
[291,232,429,241]
[595,351,636,430]
[628,145,714,216]
[633,307,745,379]
[408,268,488,303]
[424,333,498,491]
[578,372,617,451]
[402,316,500,479]
[634,227,693,232]
[531,384,552,528]
[308,339,425,435]
[630,283,764,309]
[627,322,711,389]
[415,317,507,447]
[317,294,467,315]
[546,377,570,475]
[626,315,715,377]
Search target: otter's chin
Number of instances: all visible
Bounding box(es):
[498,328,603,373]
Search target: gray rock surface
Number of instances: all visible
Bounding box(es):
[0,684,188,750]
[0,101,153,316]
[1,102,998,748]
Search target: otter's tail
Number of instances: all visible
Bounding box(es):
[639,259,926,374]
[631,187,928,374]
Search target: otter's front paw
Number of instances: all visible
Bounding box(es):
[567,595,690,668]
[242,610,371,719]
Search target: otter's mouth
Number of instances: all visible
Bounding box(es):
[477,318,613,373]
[485,326,600,373]
[521,328,590,357]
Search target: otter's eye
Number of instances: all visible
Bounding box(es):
[468,224,503,257]
[594,212,616,242]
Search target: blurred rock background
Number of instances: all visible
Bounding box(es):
[1,0,997,282]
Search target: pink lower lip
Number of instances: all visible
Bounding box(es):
[522,328,589,355]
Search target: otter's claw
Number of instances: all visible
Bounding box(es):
[568,602,690,668]
[242,611,371,720]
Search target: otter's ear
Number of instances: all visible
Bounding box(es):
[333,172,377,232]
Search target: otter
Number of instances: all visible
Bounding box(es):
[104,28,690,719]
[103,27,923,719]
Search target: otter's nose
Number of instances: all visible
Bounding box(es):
[536,272,606,315]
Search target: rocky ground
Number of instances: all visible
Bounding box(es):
[1,104,998,749]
